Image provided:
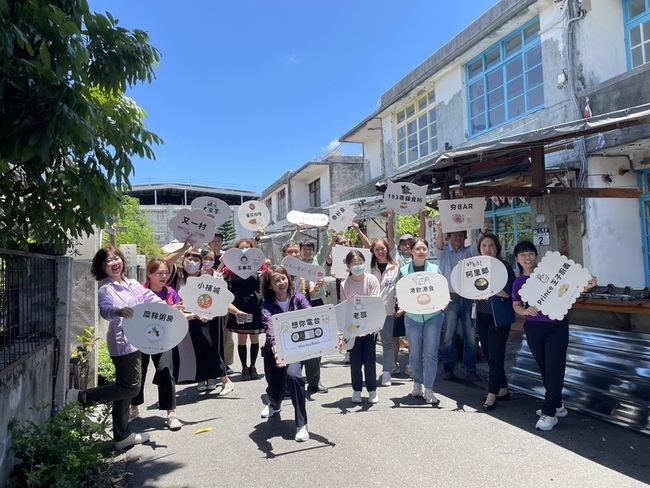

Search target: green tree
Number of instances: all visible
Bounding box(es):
[0,0,162,252]
[102,195,161,259]
[218,216,237,247]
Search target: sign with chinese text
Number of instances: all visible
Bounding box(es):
[327,203,356,231]
[395,271,450,314]
[425,218,439,261]
[123,303,189,354]
[118,244,137,267]
[519,251,592,321]
[287,210,329,228]
[281,256,326,282]
[177,275,235,318]
[66,231,96,261]
[168,208,217,246]
[334,296,386,351]
[191,196,232,227]
[237,200,271,231]
[383,181,428,215]
[222,247,265,279]
[450,256,508,300]
[330,246,372,279]
[438,198,485,232]
[532,227,550,246]
[272,304,339,364]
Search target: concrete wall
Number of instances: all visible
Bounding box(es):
[531,194,583,263]
[330,162,364,205]
[582,156,645,288]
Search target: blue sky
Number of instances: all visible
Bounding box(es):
[89,1,498,193]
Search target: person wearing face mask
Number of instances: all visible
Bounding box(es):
[223,238,266,381]
[164,244,227,393]
[341,250,381,404]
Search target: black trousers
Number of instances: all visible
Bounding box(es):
[263,345,307,428]
[349,334,377,392]
[132,351,176,411]
[475,312,511,395]
[524,318,569,417]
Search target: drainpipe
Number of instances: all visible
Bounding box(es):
[564,0,588,234]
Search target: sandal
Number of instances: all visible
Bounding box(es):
[166,415,182,431]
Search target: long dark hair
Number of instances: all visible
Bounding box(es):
[370,237,395,269]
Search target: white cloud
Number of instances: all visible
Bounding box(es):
[287,54,300,65]
[322,139,341,155]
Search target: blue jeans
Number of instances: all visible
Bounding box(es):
[404,313,443,390]
[442,296,477,372]
[379,315,395,373]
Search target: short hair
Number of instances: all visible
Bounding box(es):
[345,249,365,266]
[200,246,215,259]
[370,237,396,269]
[445,230,468,240]
[261,265,294,301]
[513,240,538,257]
[234,238,255,249]
[282,240,299,254]
[478,233,502,255]
[91,246,127,281]
[145,258,168,284]
[299,240,315,251]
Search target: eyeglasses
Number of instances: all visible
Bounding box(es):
[154,272,169,277]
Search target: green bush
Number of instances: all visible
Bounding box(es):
[97,341,115,386]
[8,402,111,487]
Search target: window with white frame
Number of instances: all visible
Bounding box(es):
[395,88,437,168]
[277,189,287,220]
[624,0,650,68]
[466,17,543,136]
[309,179,321,208]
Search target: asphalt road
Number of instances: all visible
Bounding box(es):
[120,347,649,488]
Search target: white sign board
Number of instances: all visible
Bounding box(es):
[136,254,147,268]
[237,200,271,231]
[328,203,356,231]
[168,208,217,246]
[425,218,438,261]
[122,303,189,354]
[395,271,450,314]
[330,246,373,280]
[281,256,326,282]
[191,196,232,227]
[66,231,96,261]
[221,247,265,279]
[519,251,592,321]
[287,210,329,228]
[450,256,508,300]
[272,304,339,364]
[118,244,137,267]
[532,227,550,246]
[334,296,386,351]
[177,275,235,318]
[438,198,485,232]
[384,181,428,215]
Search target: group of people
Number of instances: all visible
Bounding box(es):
[67,210,596,450]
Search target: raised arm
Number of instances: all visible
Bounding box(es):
[435,220,444,250]
[418,208,427,239]
[387,209,396,250]
[164,238,194,270]
[352,221,371,248]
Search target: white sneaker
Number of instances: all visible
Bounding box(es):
[295,424,309,442]
[351,391,362,403]
[206,378,217,391]
[197,381,208,392]
[424,388,440,405]
[536,404,568,418]
[260,404,281,418]
[220,381,235,396]
[114,432,150,450]
[127,406,140,423]
[536,414,558,431]
[381,372,392,386]
[368,391,379,404]
[411,382,423,397]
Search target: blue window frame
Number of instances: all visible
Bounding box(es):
[466,17,543,136]
[639,170,650,285]
[484,197,532,269]
[624,0,650,69]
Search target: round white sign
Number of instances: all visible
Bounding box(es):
[450,256,508,300]
[237,200,270,231]
[122,303,189,354]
